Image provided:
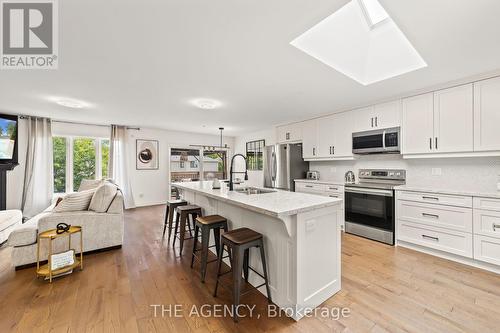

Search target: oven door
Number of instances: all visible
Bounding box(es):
[345,187,394,232]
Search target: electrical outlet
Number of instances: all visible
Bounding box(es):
[431,168,442,176]
[330,167,337,173]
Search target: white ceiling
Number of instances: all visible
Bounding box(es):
[1,0,500,136]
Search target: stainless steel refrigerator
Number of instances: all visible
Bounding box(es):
[263,143,309,191]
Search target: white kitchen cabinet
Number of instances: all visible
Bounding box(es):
[474,77,500,152]
[402,84,474,156]
[402,93,434,154]
[433,84,474,153]
[317,115,336,157]
[353,100,400,132]
[301,119,318,159]
[331,111,354,158]
[277,122,302,143]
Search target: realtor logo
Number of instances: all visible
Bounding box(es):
[1,0,58,69]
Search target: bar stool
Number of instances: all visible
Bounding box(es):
[190,215,229,282]
[162,199,187,241]
[213,227,272,322]
[174,205,202,254]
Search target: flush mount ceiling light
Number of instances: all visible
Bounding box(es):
[290,0,427,85]
[191,99,222,110]
[48,97,90,109]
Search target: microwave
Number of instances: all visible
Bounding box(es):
[352,127,400,154]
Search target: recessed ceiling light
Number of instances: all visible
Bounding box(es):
[191,99,222,110]
[55,99,86,108]
[47,96,91,109]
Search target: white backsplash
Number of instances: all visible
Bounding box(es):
[310,155,500,193]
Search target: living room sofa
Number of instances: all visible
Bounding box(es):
[8,183,124,269]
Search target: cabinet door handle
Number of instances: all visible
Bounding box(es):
[422,213,439,219]
[313,147,315,156]
[493,224,500,231]
[371,117,374,127]
[329,146,332,155]
[329,195,339,198]
[305,185,313,188]
[429,138,432,150]
[435,137,438,150]
[422,196,439,201]
[375,117,378,127]
[329,187,338,190]
[422,234,439,241]
[332,146,335,155]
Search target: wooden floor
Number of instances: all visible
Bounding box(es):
[1,205,500,332]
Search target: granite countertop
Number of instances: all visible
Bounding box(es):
[172,181,342,218]
[395,185,500,199]
[294,179,345,186]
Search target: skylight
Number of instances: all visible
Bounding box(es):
[290,0,427,85]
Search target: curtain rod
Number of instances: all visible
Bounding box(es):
[18,115,140,130]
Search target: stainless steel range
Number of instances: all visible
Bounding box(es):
[344,169,406,245]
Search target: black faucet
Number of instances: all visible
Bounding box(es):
[229,154,248,191]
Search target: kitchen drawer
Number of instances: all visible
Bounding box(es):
[397,221,473,258]
[473,197,500,211]
[473,209,500,239]
[398,191,472,208]
[473,235,500,266]
[397,200,472,233]
[295,183,322,192]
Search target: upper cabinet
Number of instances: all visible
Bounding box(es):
[301,119,318,159]
[474,77,500,152]
[402,93,434,154]
[277,122,302,143]
[402,84,474,156]
[433,84,474,153]
[353,100,401,132]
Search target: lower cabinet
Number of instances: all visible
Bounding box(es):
[295,181,345,229]
[397,191,500,271]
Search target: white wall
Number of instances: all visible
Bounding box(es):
[232,127,275,187]
[128,127,234,207]
[309,155,500,193]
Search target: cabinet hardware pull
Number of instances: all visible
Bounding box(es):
[375,117,378,127]
[422,196,439,201]
[493,224,500,231]
[313,147,315,156]
[329,187,338,190]
[305,185,313,188]
[422,234,439,241]
[329,146,332,154]
[422,213,439,218]
[329,195,338,198]
[435,137,438,150]
[371,117,374,127]
[429,138,432,150]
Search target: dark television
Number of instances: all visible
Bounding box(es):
[0,114,18,165]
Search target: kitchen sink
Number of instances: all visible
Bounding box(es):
[234,187,277,195]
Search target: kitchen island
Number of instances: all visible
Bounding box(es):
[172,181,343,321]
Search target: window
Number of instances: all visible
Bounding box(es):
[53,137,67,193]
[53,136,110,193]
[190,161,198,168]
[246,139,265,171]
[180,161,185,168]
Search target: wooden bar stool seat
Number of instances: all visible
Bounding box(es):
[174,205,202,254]
[163,199,187,241]
[190,215,229,282]
[213,227,272,322]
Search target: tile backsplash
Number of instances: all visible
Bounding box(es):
[309,155,500,193]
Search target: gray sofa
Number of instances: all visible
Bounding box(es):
[8,189,124,269]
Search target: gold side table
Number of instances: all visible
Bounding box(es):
[36,226,83,283]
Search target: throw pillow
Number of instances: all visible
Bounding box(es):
[53,189,96,212]
[78,179,104,192]
[89,182,118,213]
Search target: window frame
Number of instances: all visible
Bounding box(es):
[246,139,265,171]
[53,135,110,193]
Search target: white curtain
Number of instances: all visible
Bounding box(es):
[109,125,135,209]
[21,117,54,218]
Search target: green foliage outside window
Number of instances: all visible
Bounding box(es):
[101,139,110,179]
[73,138,96,190]
[53,137,66,193]
[7,122,16,140]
